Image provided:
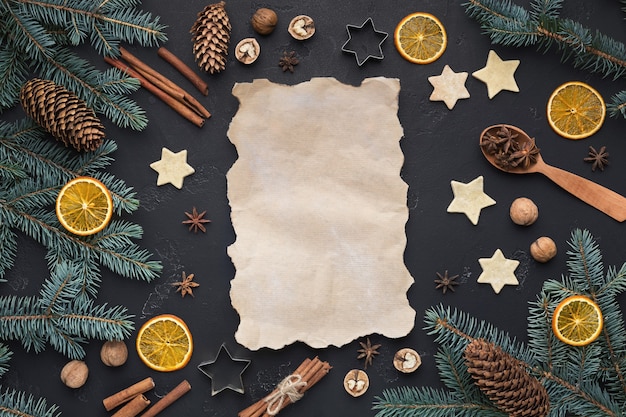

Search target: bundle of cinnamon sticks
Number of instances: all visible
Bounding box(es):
[105,47,210,127]
[238,357,332,417]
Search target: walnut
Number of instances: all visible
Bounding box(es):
[509,197,538,226]
[288,15,315,40]
[100,340,128,367]
[343,369,369,397]
[251,8,278,35]
[530,236,557,263]
[393,348,421,373]
[235,38,260,64]
[60,360,88,388]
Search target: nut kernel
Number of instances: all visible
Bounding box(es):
[393,348,421,373]
[343,369,369,397]
[235,38,260,64]
[288,15,315,40]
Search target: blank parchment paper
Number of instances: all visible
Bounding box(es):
[227,77,415,350]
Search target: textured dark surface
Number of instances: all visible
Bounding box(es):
[4,1,626,416]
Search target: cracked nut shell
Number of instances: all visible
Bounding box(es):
[393,348,421,373]
[530,236,557,263]
[235,38,260,64]
[251,8,278,35]
[343,369,369,397]
[510,197,538,226]
[100,340,128,367]
[288,15,315,40]
[60,360,88,388]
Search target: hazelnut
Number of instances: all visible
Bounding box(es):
[288,15,315,40]
[100,340,128,367]
[60,360,88,388]
[393,348,421,373]
[530,236,557,263]
[235,38,260,64]
[251,8,278,35]
[509,197,538,226]
[343,369,369,397]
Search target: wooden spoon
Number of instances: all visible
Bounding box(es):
[480,124,626,222]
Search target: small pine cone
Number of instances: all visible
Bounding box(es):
[190,1,231,74]
[464,339,550,417]
[20,78,104,152]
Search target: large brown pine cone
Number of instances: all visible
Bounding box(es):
[190,1,231,74]
[20,78,105,152]
[464,339,550,417]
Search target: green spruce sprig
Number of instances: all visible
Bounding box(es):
[373,229,626,417]
[0,386,60,417]
[0,0,167,129]
[461,0,626,119]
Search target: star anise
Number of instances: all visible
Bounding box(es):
[494,125,518,154]
[357,338,381,370]
[584,145,609,172]
[182,207,211,233]
[509,138,540,168]
[434,270,460,294]
[171,271,199,298]
[278,51,299,73]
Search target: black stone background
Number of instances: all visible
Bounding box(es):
[3,0,626,416]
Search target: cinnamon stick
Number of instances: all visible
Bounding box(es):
[111,394,150,417]
[103,377,155,411]
[238,357,331,417]
[158,47,209,96]
[140,379,192,417]
[119,47,211,119]
[105,57,205,128]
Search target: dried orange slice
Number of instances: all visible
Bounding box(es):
[552,295,603,346]
[55,176,113,236]
[547,81,606,140]
[394,12,447,64]
[136,314,193,372]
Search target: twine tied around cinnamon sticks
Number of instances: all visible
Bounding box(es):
[264,374,307,415]
[238,357,331,417]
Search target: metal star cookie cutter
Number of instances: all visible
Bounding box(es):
[197,343,251,395]
[341,18,388,66]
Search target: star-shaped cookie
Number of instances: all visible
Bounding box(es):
[477,249,520,294]
[149,147,195,189]
[472,50,520,99]
[428,65,470,109]
[446,176,495,225]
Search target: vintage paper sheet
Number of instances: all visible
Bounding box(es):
[227,77,415,350]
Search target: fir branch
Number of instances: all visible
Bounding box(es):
[0,345,12,377]
[461,0,626,119]
[0,387,60,417]
[373,386,504,417]
[0,0,166,129]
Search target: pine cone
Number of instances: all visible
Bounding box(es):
[20,78,105,152]
[464,339,550,417]
[190,1,231,74]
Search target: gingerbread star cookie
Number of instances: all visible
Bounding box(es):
[150,147,195,189]
[446,176,495,225]
[477,249,520,294]
[428,65,470,110]
[472,50,520,99]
